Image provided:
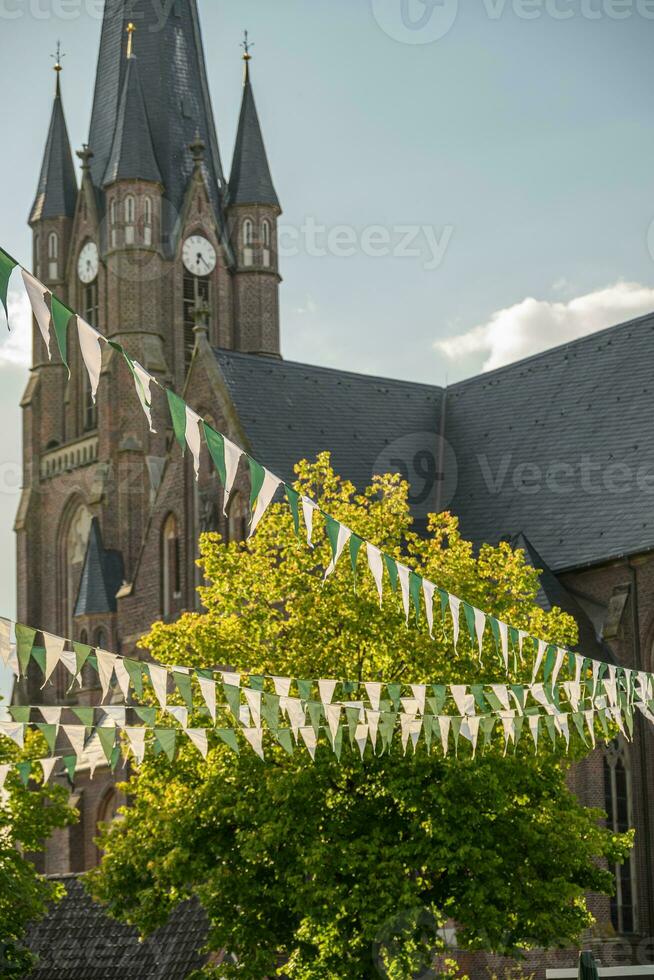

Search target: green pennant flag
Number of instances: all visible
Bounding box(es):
[217,728,240,755]
[248,457,266,513]
[349,534,363,585]
[341,680,357,696]
[73,642,92,677]
[154,728,176,762]
[110,745,121,771]
[62,754,76,783]
[422,714,433,753]
[543,645,556,683]
[0,246,18,321]
[598,707,609,739]
[383,555,398,592]
[9,706,30,723]
[248,674,265,692]
[35,723,57,754]
[166,389,187,452]
[508,625,520,650]
[409,572,422,625]
[31,646,46,675]
[510,685,525,712]
[344,706,360,746]
[512,716,525,749]
[624,706,634,739]
[203,421,226,484]
[124,658,144,699]
[324,514,340,563]
[462,602,476,644]
[16,761,32,787]
[223,683,241,718]
[437,588,449,625]
[428,685,448,715]
[97,727,117,764]
[261,692,280,731]
[332,725,344,761]
[470,685,486,713]
[483,690,503,713]
[173,671,193,710]
[134,706,157,727]
[308,701,323,736]
[50,295,73,370]
[386,683,401,708]
[481,715,495,748]
[544,716,557,748]
[285,484,300,536]
[275,729,294,755]
[72,707,94,727]
[572,712,587,745]
[297,678,312,702]
[15,624,36,676]
[489,616,501,655]
[451,717,462,755]
[379,711,396,751]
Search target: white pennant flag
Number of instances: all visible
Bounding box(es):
[0,722,24,748]
[222,671,241,689]
[325,703,341,741]
[243,727,264,760]
[397,564,411,622]
[498,620,509,671]
[451,685,475,717]
[366,543,384,605]
[366,709,380,750]
[114,659,131,701]
[490,684,511,712]
[410,685,427,715]
[574,654,585,686]
[556,713,571,749]
[552,647,567,687]
[63,725,86,761]
[101,706,126,727]
[400,713,419,753]
[531,639,548,683]
[564,681,582,713]
[473,608,486,659]
[324,523,352,578]
[132,360,156,433]
[285,698,306,736]
[300,726,318,760]
[60,649,77,677]
[500,713,515,755]
[364,682,383,711]
[244,688,262,729]
[400,697,420,716]
[466,716,481,756]
[438,716,451,756]
[422,579,435,637]
[0,618,11,667]
[185,406,203,479]
[41,632,66,687]
[124,727,147,764]
[272,675,291,698]
[198,676,217,721]
[40,757,59,784]
[584,709,596,747]
[148,663,169,709]
[77,316,103,401]
[528,715,540,751]
[221,437,243,514]
[250,470,282,536]
[22,269,51,357]
[40,706,62,726]
[449,595,461,650]
[238,703,251,728]
[354,723,369,758]
[96,650,116,701]
[185,728,208,758]
[301,496,318,547]
[318,679,337,705]
[166,705,188,728]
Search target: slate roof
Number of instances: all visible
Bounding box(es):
[215,310,654,578]
[228,70,279,208]
[102,55,162,187]
[29,77,77,223]
[24,874,208,979]
[87,0,226,246]
[74,518,125,616]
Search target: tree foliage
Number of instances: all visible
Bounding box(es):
[87,454,631,978]
[0,730,76,976]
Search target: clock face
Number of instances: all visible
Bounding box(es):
[182,235,217,277]
[78,242,99,284]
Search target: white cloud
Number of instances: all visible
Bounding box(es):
[434,281,654,373]
[0,283,31,368]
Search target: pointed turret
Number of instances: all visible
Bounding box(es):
[228,39,279,208]
[29,50,77,224]
[103,50,162,187]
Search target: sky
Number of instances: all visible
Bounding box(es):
[1,0,654,648]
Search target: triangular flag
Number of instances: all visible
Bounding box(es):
[198,675,217,721]
[301,496,318,547]
[35,723,58,754]
[154,728,177,762]
[15,623,36,676]
[50,295,73,370]
[125,727,147,764]
[438,716,451,756]
[325,703,341,741]
[422,579,435,637]
[166,388,187,452]
[449,595,461,650]
[244,688,262,729]
[41,632,66,687]
[366,543,384,605]
[285,484,300,535]
[22,269,51,356]
[0,722,24,748]
[272,675,291,698]
[222,436,243,515]
[148,663,169,709]
[243,727,265,760]
[126,355,156,433]
[40,757,59,784]
[96,727,117,764]
[366,709,380,750]
[354,723,369,759]
[63,724,87,760]
[40,706,62,726]
[364,682,383,711]
[318,679,337,705]
[166,705,188,728]
[185,728,208,758]
[77,316,103,401]
[249,461,282,535]
[324,518,352,578]
[96,650,116,701]
[0,617,11,667]
[528,715,540,752]
[397,564,411,622]
[185,405,203,478]
[113,658,131,701]
[531,639,548,683]
[473,608,486,659]
[0,247,18,322]
[300,726,318,760]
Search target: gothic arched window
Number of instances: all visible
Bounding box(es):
[143,196,153,246]
[604,739,637,934]
[110,198,117,248]
[242,218,254,267]
[262,219,271,267]
[34,232,40,278]
[124,195,135,244]
[48,231,59,279]
[162,514,181,619]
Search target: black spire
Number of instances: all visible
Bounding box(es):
[228,42,279,208]
[86,1,225,235]
[103,53,162,186]
[29,51,77,223]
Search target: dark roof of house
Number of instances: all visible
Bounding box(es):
[214,349,443,509]
[228,70,279,208]
[103,55,162,187]
[87,0,225,242]
[74,518,125,616]
[29,77,77,223]
[24,874,208,980]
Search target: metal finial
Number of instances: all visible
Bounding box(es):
[240,30,253,81]
[126,21,136,59]
[51,41,65,93]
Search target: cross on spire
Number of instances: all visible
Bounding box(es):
[51,40,65,94]
[240,30,253,81]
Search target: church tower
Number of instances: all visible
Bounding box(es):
[16,2,282,873]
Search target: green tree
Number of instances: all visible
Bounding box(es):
[87,455,631,979]
[0,730,76,976]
